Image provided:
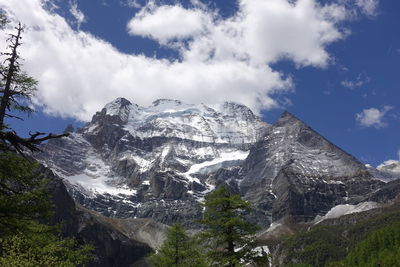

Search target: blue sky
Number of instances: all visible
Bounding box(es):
[0,0,399,167]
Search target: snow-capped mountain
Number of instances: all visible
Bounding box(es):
[90,97,267,144]
[236,112,383,224]
[37,98,400,228]
[37,98,269,225]
[240,111,367,192]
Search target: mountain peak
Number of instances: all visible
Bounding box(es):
[97,97,135,124]
[222,101,254,113]
[223,101,247,109]
[275,111,303,127]
[108,97,132,107]
[152,99,182,107]
[104,97,133,114]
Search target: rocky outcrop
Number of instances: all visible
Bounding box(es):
[37,98,268,226]
[43,167,166,267]
[37,98,400,231]
[235,112,386,225]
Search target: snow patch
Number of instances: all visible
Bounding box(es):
[253,245,269,257]
[180,150,249,182]
[65,173,136,196]
[115,99,268,144]
[314,201,380,224]
[266,222,281,232]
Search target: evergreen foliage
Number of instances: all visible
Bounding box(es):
[280,225,347,267]
[200,186,260,267]
[0,15,93,265]
[148,224,207,267]
[275,209,400,267]
[0,152,51,235]
[0,22,36,129]
[330,222,400,267]
[0,152,94,266]
[0,222,93,266]
[0,19,67,154]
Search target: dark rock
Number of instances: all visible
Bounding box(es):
[42,167,165,267]
[36,99,400,237]
[150,171,187,200]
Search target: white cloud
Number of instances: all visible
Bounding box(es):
[376,149,400,171]
[69,0,86,30]
[127,4,211,45]
[355,0,379,16]
[341,73,371,89]
[128,0,349,67]
[0,0,378,121]
[356,106,393,128]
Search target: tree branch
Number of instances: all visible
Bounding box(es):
[4,113,24,120]
[0,130,69,153]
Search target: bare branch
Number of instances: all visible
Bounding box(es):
[4,113,24,120]
[0,131,69,154]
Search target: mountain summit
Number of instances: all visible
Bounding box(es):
[37,99,397,228]
[37,98,269,226]
[87,98,268,145]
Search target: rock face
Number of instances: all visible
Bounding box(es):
[43,167,167,267]
[238,112,383,225]
[241,112,368,191]
[37,98,268,227]
[37,98,399,230]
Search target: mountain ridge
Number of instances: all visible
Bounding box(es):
[36,98,400,229]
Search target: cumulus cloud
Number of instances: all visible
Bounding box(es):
[0,0,378,121]
[127,4,211,45]
[356,106,393,128]
[341,73,371,89]
[128,0,348,67]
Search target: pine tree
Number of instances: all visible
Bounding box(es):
[0,152,51,235]
[148,224,207,267]
[200,186,260,267]
[0,16,93,265]
[0,20,67,154]
[0,152,94,265]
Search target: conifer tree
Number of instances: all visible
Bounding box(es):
[200,186,260,267]
[0,20,67,154]
[0,151,94,265]
[148,224,207,267]
[0,15,93,265]
[0,152,51,235]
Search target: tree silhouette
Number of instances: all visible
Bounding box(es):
[0,22,67,154]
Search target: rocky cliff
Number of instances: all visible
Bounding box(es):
[236,112,384,226]
[37,98,268,227]
[43,166,167,266]
[37,98,400,230]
